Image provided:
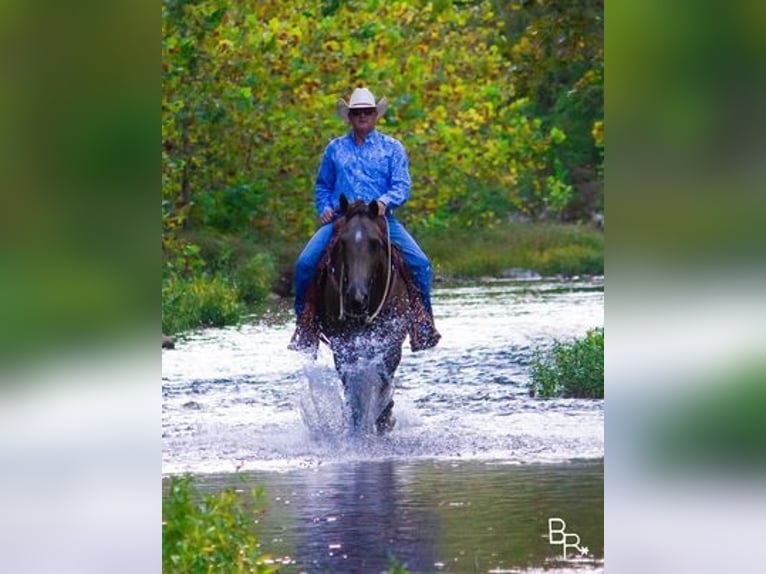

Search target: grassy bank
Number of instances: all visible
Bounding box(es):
[162,221,603,336]
[418,221,603,278]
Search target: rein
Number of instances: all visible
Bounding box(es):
[337,216,393,325]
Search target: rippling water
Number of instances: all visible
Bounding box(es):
[162,278,604,572]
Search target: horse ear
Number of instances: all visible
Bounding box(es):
[368,199,379,218]
[340,194,349,214]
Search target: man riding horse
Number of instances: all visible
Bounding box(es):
[289,87,441,355]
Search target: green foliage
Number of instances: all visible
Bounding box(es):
[161,0,604,258]
[162,273,243,334]
[492,0,604,217]
[235,252,278,304]
[197,181,268,233]
[160,0,604,316]
[592,119,604,176]
[184,230,280,303]
[531,327,604,398]
[163,238,205,278]
[550,62,604,171]
[163,475,276,574]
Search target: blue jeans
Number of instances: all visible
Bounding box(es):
[293,214,433,317]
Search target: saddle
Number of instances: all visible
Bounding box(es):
[289,224,439,355]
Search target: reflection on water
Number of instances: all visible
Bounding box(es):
[162,278,604,572]
[194,459,603,573]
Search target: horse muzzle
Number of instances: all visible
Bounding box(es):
[346,285,369,312]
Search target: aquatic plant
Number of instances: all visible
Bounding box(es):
[388,553,410,574]
[531,327,604,398]
[162,474,275,574]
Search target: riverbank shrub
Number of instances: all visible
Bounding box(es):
[531,327,604,398]
[162,274,243,335]
[235,252,278,304]
[163,475,276,574]
[179,229,281,304]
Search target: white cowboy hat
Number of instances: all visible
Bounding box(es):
[336,87,388,122]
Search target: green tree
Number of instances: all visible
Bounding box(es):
[161,0,603,272]
[493,0,604,218]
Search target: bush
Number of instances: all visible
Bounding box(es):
[162,274,243,335]
[235,252,277,304]
[531,327,604,398]
[163,475,276,574]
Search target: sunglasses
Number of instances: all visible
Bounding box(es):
[349,108,376,117]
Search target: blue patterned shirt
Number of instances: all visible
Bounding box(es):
[315,129,412,216]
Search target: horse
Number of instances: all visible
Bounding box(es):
[314,195,410,435]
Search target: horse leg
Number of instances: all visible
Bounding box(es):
[374,343,402,435]
[333,354,361,432]
[375,399,395,435]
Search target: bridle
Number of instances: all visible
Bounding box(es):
[337,216,393,325]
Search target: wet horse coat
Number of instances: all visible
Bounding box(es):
[315,197,409,433]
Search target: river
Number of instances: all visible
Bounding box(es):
[162,277,604,573]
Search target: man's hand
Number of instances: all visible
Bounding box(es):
[376,200,387,216]
[319,207,335,225]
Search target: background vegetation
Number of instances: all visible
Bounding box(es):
[162,0,604,334]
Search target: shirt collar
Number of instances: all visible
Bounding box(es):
[346,128,378,145]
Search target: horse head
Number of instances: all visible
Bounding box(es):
[317,195,407,435]
[335,195,387,319]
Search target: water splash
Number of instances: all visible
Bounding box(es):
[163,278,604,473]
[299,363,346,439]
